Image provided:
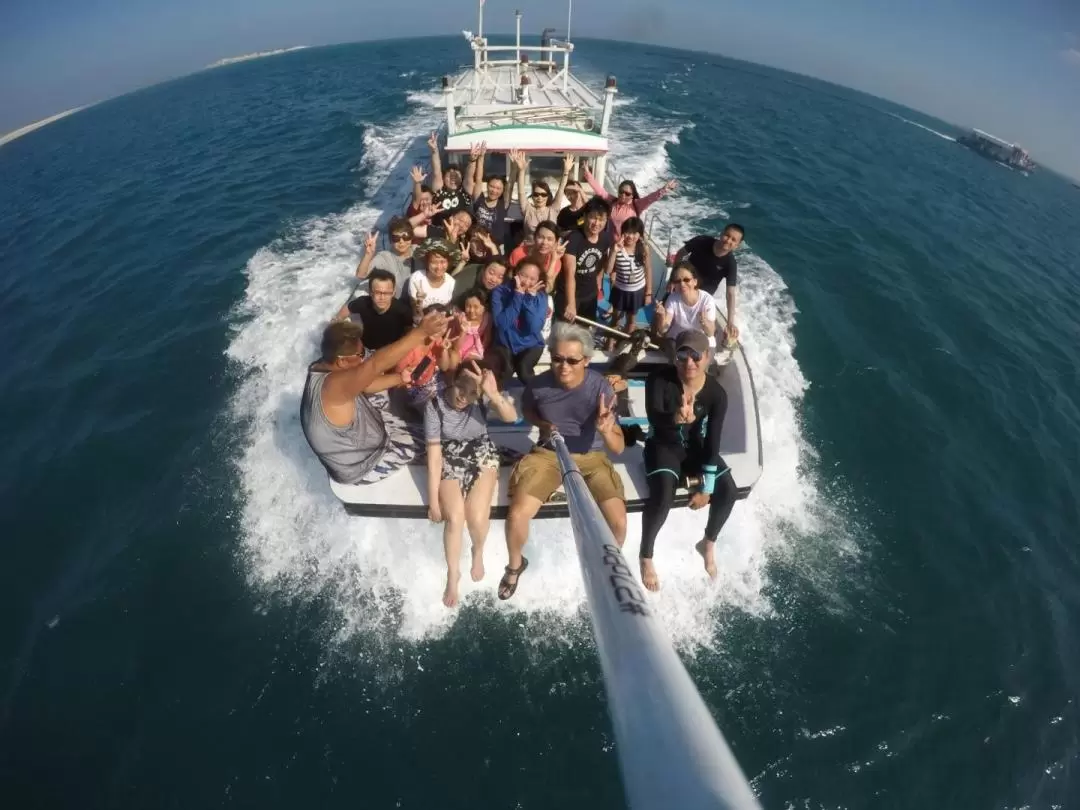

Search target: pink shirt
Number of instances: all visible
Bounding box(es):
[582,168,669,235]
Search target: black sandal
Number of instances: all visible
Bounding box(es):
[497,557,529,601]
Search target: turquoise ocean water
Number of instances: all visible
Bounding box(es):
[1,37,1079,809]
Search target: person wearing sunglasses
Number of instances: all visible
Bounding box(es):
[653,261,718,350]
[672,224,745,342]
[639,329,737,591]
[582,160,678,236]
[335,269,413,353]
[353,216,416,298]
[498,322,627,600]
[510,149,573,242]
[300,310,450,487]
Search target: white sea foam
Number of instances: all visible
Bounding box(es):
[230,81,847,650]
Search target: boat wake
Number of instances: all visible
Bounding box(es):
[887,112,956,142]
[227,84,857,652]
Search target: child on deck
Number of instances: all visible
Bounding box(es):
[603,217,653,351]
[425,361,518,607]
[450,288,492,364]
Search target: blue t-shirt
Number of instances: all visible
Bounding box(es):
[524,368,615,454]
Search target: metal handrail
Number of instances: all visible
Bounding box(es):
[549,431,762,810]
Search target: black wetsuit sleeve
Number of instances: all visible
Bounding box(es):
[704,381,728,465]
[645,371,679,424]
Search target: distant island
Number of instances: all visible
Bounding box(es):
[0,107,86,148]
[205,46,308,69]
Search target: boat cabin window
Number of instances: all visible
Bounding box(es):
[528,155,565,178]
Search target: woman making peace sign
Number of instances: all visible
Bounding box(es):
[640,330,738,592]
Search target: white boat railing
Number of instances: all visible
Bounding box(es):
[549,431,762,810]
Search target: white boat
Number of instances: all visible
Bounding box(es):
[328,4,763,518]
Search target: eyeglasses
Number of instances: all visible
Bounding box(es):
[370,289,394,297]
[673,277,694,285]
[675,348,704,363]
[551,354,585,366]
[391,233,412,242]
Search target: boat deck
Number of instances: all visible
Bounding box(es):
[451,65,603,115]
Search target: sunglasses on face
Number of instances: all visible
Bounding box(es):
[619,190,633,197]
[532,191,549,199]
[551,354,585,366]
[676,348,704,363]
[391,233,412,242]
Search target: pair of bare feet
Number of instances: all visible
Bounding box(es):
[637,539,718,592]
[443,547,486,607]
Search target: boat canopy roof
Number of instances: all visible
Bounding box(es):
[443,65,609,154]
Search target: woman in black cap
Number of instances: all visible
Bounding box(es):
[640,329,738,591]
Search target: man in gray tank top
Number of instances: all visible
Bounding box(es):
[300,311,449,485]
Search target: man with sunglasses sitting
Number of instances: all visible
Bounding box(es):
[354,217,416,298]
[498,322,626,600]
[639,329,738,592]
[301,310,449,487]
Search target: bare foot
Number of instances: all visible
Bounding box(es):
[640,558,660,592]
[443,571,461,607]
[694,539,718,579]
[470,548,485,582]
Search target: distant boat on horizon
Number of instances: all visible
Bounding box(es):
[957,128,1036,172]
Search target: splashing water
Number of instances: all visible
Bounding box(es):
[228,82,852,650]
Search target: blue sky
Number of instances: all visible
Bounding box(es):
[2,0,1078,176]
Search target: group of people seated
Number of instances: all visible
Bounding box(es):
[304,134,748,605]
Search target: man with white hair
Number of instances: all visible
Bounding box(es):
[498,322,627,600]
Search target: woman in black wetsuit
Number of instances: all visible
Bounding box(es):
[640,329,738,591]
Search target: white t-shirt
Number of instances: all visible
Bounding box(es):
[664,289,717,346]
[408,271,456,308]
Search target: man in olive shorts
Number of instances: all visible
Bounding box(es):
[498,322,627,600]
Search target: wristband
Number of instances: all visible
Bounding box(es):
[700,464,719,495]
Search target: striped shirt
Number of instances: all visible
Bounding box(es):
[423,385,489,443]
[613,249,647,292]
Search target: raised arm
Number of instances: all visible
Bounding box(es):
[428,131,445,192]
[465,142,482,198]
[553,153,573,207]
[509,149,530,213]
[595,391,625,455]
[410,165,427,209]
[604,236,621,283]
[481,368,518,422]
[582,163,613,202]
[329,312,447,400]
[543,240,568,292]
[635,179,678,214]
[355,231,379,279]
